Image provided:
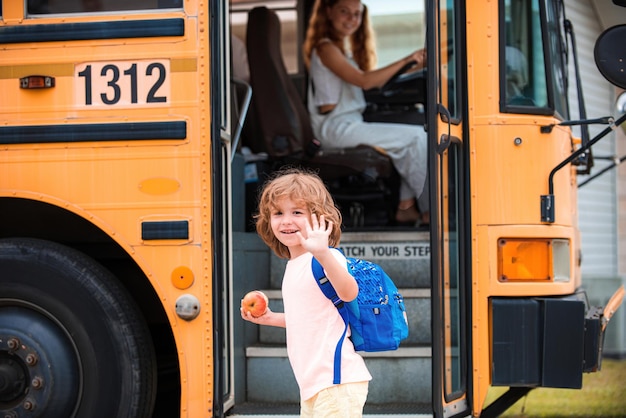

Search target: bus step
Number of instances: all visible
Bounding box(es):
[227,402,433,417]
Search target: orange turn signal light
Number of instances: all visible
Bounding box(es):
[20,75,55,89]
[498,238,570,282]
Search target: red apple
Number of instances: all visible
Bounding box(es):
[242,290,268,318]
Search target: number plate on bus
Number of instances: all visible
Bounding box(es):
[75,60,170,107]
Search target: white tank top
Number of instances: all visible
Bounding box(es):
[307,46,366,144]
[310,49,343,106]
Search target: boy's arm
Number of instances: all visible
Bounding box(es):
[240,307,286,328]
[313,248,358,302]
[299,213,358,302]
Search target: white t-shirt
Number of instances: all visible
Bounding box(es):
[282,250,372,401]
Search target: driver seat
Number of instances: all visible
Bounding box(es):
[245,6,400,227]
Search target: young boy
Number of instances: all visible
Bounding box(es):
[241,168,371,417]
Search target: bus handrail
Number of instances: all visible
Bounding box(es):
[231,78,252,163]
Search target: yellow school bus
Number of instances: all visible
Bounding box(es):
[1,0,624,417]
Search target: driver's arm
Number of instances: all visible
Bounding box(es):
[318,42,425,90]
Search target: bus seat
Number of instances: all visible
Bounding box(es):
[245,6,400,228]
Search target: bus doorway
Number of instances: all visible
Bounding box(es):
[226,0,434,414]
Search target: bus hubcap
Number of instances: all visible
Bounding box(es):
[0,305,80,417]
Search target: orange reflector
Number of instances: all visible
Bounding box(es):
[171,266,194,290]
[20,75,55,89]
[498,238,552,281]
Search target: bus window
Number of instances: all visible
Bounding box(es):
[439,0,459,119]
[502,0,549,111]
[544,0,569,119]
[230,0,298,74]
[367,1,425,68]
[26,0,183,14]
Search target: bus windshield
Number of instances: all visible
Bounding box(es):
[502,0,548,110]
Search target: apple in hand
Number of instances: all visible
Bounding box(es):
[241,290,268,318]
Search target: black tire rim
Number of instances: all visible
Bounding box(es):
[0,300,81,417]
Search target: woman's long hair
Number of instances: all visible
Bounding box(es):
[303,0,376,71]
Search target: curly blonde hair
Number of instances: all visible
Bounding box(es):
[303,0,377,71]
[255,167,342,259]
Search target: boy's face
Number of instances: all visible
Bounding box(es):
[270,197,311,258]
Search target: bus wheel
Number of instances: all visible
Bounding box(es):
[0,238,156,418]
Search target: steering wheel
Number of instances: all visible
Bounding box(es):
[381,60,419,95]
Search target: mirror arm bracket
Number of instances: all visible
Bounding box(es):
[539,116,613,133]
[541,113,626,223]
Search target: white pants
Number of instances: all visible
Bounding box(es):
[321,112,428,204]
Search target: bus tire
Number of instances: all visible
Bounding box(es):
[0,238,157,418]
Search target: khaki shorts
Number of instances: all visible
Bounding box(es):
[300,381,369,418]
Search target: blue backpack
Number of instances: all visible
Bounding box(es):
[311,250,409,384]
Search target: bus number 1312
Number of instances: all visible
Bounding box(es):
[75,60,170,107]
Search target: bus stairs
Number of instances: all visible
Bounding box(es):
[233,231,433,416]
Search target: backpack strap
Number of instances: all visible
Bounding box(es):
[311,256,349,385]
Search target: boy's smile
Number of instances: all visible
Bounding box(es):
[270,197,311,258]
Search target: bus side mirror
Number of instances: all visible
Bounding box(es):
[594,24,626,89]
[617,91,626,115]
[617,92,626,134]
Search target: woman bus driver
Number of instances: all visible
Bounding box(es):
[303,0,429,226]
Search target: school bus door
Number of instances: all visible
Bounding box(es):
[428,1,471,417]
[212,0,236,414]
